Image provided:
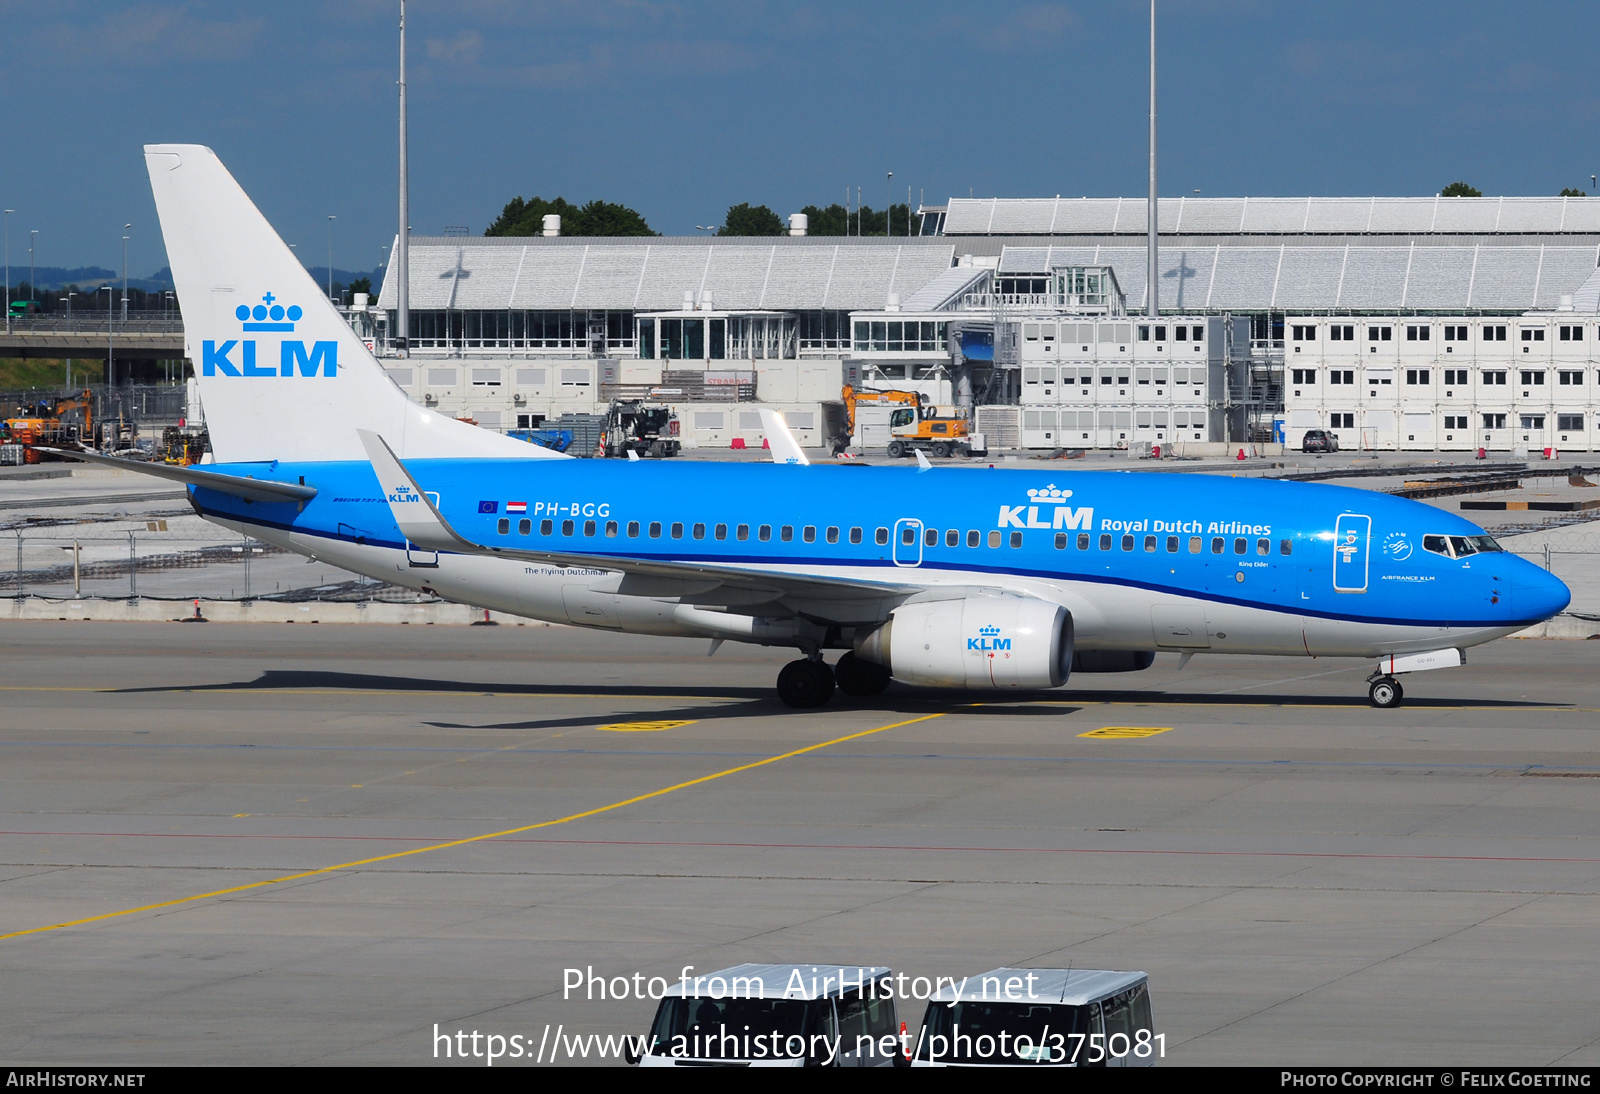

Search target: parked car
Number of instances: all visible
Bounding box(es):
[1301,429,1340,453]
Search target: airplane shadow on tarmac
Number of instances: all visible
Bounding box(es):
[110,670,1569,734]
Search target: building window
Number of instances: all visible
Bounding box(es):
[1557,414,1584,431]
[1444,369,1468,386]
[1520,370,1546,386]
[1558,370,1584,385]
[1406,368,1431,385]
[1482,371,1507,385]
[1483,325,1507,341]
[1367,326,1392,342]
[1291,324,1316,341]
[1329,325,1355,341]
[1520,328,1546,342]
[1405,325,1430,341]
[1560,325,1584,341]
[1292,368,1316,384]
[1328,370,1354,385]
[1444,325,1468,341]
[1444,415,1468,429]
[1331,412,1355,428]
[1482,413,1506,429]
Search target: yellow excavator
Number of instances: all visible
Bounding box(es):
[833,384,978,459]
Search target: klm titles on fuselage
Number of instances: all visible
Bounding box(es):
[202,292,337,378]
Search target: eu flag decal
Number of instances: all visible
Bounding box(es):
[478,500,499,514]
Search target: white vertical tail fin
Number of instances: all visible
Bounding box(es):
[145,144,560,464]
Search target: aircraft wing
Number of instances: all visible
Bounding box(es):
[34,447,318,505]
[357,430,913,604]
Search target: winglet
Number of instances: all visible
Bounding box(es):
[357,428,473,553]
[758,408,810,466]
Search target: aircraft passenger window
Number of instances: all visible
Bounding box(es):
[1055,533,1068,549]
[714,523,727,540]
[584,520,596,536]
[649,522,662,539]
[968,530,980,547]
[876,528,890,546]
[1280,539,1292,555]
[605,521,618,537]
[851,527,863,544]
[1144,535,1157,552]
[692,523,705,540]
[737,524,749,541]
[1424,534,1451,557]
[1166,536,1178,553]
[1077,533,1090,550]
[1257,538,1270,555]
[1010,531,1023,548]
[1119,534,1134,551]
[542,519,555,536]
[1211,537,1224,554]
[627,521,639,537]
[518,519,531,535]
[1099,534,1113,551]
[902,527,917,545]
[946,529,959,547]
[562,520,575,536]
[497,518,510,535]
[1189,536,1202,554]
[826,526,839,544]
[803,526,816,543]
[924,528,938,547]
[1234,537,1247,554]
[780,525,793,542]
[759,525,772,542]
[670,522,683,539]
[990,531,1003,548]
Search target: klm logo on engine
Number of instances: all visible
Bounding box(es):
[997,484,1093,530]
[202,291,337,378]
[968,624,1011,652]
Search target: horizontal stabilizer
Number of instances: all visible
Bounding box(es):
[35,448,317,504]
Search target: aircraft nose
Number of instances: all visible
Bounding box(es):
[1518,557,1571,622]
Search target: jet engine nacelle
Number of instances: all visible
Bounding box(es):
[854,595,1073,689]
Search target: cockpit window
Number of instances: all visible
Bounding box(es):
[1425,533,1503,560]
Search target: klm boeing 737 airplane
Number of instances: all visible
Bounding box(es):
[56,145,1571,709]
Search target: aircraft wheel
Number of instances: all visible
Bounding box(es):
[1368,676,1403,709]
[834,651,891,697]
[931,442,952,458]
[777,659,836,708]
[886,440,907,459]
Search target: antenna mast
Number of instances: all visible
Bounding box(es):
[397,0,410,356]
[1147,0,1158,319]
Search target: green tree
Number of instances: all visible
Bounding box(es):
[1559,187,1586,197]
[1440,181,1482,197]
[484,195,654,237]
[799,203,850,236]
[348,276,373,296]
[718,203,785,236]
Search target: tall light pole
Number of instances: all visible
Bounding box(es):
[3,209,11,332]
[396,0,410,357]
[327,214,336,302]
[121,225,131,322]
[1146,0,1159,319]
[101,284,114,391]
[64,291,75,389]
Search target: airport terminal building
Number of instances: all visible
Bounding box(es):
[371,195,1600,453]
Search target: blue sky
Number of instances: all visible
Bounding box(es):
[4,0,1599,276]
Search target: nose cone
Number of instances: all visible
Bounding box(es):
[1519,559,1571,622]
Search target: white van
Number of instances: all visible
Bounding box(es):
[912,968,1158,1067]
[631,963,905,1067]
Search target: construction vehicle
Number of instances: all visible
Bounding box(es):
[2,389,94,462]
[834,384,982,459]
[507,427,574,453]
[601,399,681,458]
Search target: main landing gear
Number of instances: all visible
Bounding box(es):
[1367,674,1404,709]
[776,652,892,708]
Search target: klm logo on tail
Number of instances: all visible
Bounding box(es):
[202,291,337,378]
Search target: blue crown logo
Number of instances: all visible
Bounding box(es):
[1025,484,1073,503]
[235,292,303,332]
[979,625,1001,637]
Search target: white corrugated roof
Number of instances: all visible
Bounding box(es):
[379,240,954,312]
[945,196,1600,236]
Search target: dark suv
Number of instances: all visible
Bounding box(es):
[1301,429,1339,453]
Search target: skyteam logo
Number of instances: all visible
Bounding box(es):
[968,624,1011,652]
[997,483,1093,531]
[203,291,337,378]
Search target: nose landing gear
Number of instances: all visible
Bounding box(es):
[1367,674,1404,709]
